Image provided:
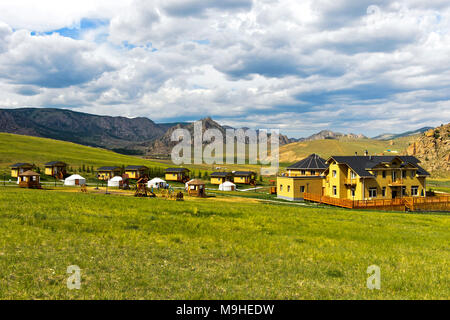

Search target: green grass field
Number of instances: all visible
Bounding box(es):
[0,187,448,299]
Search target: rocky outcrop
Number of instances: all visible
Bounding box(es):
[406,123,450,175]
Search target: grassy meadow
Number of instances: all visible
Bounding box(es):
[0,187,448,300]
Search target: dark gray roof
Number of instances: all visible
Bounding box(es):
[10,162,33,168]
[125,165,148,170]
[165,168,190,173]
[234,171,255,177]
[287,154,327,170]
[211,172,233,177]
[97,166,121,171]
[327,156,430,178]
[45,161,67,166]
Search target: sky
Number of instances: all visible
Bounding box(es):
[0,0,449,138]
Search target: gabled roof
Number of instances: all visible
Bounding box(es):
[45,161,67,166]
[233,171,255,177]
[287,154,327,170]
[125,165,148,170]
[97,166,121,171]
[165,168,190,173]
[211,172,233,177]
[10,162,33,168]
[326,156,430,178]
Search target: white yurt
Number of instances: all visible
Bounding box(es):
[148,178,168,189]
[219,181,236,191]
[108,176,123,187]
[64,174,86,186]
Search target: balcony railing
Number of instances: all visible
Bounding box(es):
[388,179,405,186]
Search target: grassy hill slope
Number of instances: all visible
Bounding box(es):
[0,133,166,176]
[280,136,416,164]
[0,187,448,299]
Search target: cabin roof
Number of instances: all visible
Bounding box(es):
[211,172,233,177]
[165,168,190,173]
[326,155,430,178]
[45,161,67,166]
[19,170,40,177]
[97,166,121,171]
[287,154,327,170]
[187,179,205,185]
[125,165,148,170]
[10,162,33,168]
[233,171,255,177]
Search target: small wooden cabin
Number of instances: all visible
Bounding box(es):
[45,161,67,178]
[233,171,256,185]
[186,179,206,197]
[97,166,122,181]
[210,172,233,185]
[10,163,33,178]
[18,170,41,188]
[124,165,148,180]
[165,168,190,182]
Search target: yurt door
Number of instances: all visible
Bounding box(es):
[75,179,79,185]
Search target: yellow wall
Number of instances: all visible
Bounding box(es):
[277,176,323,201]
[165,173,187,181]
[234,176,250,184]
[45,167,53,175]
[211,177,226,185]
[11,167,32,178]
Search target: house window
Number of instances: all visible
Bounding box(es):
[402,186,407,196]
[382,187,386,197]
[311,170,316,175]
[332,170,337,177]
[351,171,356,179]
[402,171,407,179]
[411,171,416,178]
[301,170,306,175]
[382,171,386,178]
[374,171,378,177]
[287,185,291,192]
[351,189,355,197]
[411,186,419,196]
[332,186,337,196]
[369,188,377,198]
[300,186,305,193]
[280,185,283,192]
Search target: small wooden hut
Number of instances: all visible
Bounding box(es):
[124,165,148,180]
[165,168,190,182]
[97,166,122,181]
[10,163,33,178]
[45,161,67,178]
[186,179,206,197]
[18,170,41,188]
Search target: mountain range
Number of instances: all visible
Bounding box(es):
[0,107,439,158]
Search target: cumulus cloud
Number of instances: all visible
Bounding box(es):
[0,0,449,137]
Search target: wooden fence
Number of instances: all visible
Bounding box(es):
[303,193,450,212]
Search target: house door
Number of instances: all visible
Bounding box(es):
[392,171,397,182]
[392,190,397,199]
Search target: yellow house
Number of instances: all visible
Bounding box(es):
[10,163,33,178]
[124,165,148,180]
[97,166,122,181]
[165,168,190,182]
[323,156,430,201]
[210,172,233,185]
[233,171,256,185]
[44,161,67,178]
[277,154,328,201]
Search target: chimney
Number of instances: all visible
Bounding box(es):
[364,150,369,156]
